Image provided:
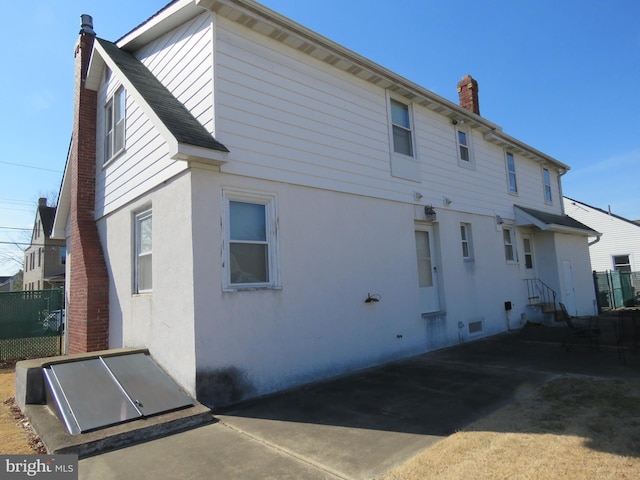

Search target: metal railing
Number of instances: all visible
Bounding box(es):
[524,278,557,313]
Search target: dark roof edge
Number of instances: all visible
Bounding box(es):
[564,196,640,230]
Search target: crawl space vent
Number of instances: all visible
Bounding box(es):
[468,320,484,335]
[43,353,193,435]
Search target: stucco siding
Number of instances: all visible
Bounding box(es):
[97,172,197,394]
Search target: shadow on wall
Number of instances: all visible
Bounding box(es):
[196,366,257,408]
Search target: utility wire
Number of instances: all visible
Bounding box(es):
[0,227,31,231]
[0,160,63,173]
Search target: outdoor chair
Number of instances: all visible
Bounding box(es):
[558,303,601,352]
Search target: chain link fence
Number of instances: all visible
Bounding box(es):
[593,270,640,312]
[0,289,64,361]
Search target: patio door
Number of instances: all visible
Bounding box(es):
[415,227,439,313]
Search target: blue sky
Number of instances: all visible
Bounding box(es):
[1,0,638,276]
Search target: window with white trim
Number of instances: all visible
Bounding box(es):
[613,255,631,272]
[460,223,473,260]
[503,226,516,263]
[134,209,152,293]
[543,168,553,204]
[506,152,518,194]
[223,191,279,290]
[456,127,474,168]
[390,98,414,157]
[105,87,125,163]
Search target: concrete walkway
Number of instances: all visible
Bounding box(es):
[79,325,640,479]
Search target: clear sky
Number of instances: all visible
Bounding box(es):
[1,0,638,276]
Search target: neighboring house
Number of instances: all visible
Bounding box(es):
[53,0,597,407]
[0,276,11,292]
[563,197,640,272]
[22,198,66,292]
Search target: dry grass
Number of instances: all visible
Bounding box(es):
[0,363,46,454]
[381,376,640,479]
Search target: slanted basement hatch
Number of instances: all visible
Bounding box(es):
[43,353,193,435]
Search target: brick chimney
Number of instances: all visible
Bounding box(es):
[68,14,110,353]
[457,75,480,115]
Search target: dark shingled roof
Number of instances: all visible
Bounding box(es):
[39,206,57,237]
[96,38,229,153]
[516,206,595,233]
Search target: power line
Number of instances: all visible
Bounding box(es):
[0,227,32,231]
[0,160,63,173]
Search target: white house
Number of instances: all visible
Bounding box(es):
[563,197,640,272]
[53,0,597,407]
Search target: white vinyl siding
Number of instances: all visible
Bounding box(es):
[214,16,564,218]
[95,14,213,218]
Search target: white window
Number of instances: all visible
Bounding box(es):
[613,255,631,272]
[543,168,553,204]
[105,87,125,163]
[523,236,533,269]
[134,209,152,293]
[390,99,414,157]
[503,227,516,263]
[506,152,517,194]
[456,127,474,168]
[460,223,473,259]
[223,190,279,290]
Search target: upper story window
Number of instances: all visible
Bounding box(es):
[506,152,518,194]
[390,99,414,157]
[223,190,280,290]
[456,126,474,169]
[134,209,152,293]
[460,223,473,260]
[105,87,126,163]
[543,168,553,204]
[503,226,516,263]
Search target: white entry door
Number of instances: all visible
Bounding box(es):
[561,260,577,315]
[415,227,439,313]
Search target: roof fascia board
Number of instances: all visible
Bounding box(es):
[117,1,206,51]
[171,142,229,165]
[196,0,567,170]
[514,206,599,237]
[86,41,226,166]
[51,153,71,240]
[87,41,179,153]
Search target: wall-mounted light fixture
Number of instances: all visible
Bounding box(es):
[443,196,453,206]
[414,191,424,201]
[424,205,436,222]
[495,215,504,225]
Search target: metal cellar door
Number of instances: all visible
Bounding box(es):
[43,353,193,435]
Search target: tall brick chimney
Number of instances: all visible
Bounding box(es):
[68,14,110,353]
[457,74,480,115]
